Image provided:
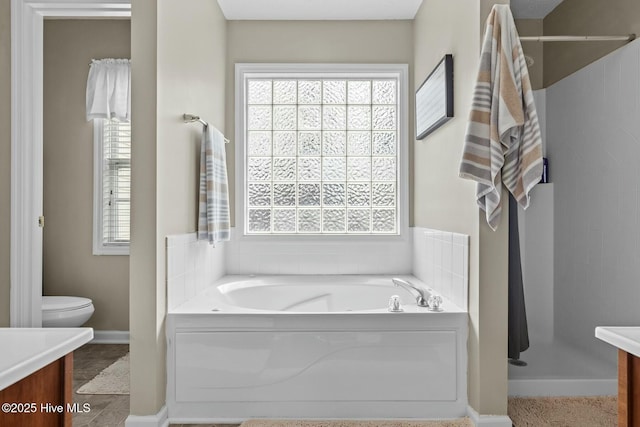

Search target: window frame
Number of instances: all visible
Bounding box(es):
[235,63,409,241]
[92,118,130,255]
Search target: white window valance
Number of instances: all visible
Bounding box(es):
[86,58,131,122]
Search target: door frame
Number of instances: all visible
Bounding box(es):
[10,0,131,327]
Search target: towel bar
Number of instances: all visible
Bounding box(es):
[183,114,230,144]
[520,34,635,42]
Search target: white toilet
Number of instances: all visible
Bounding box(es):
[42,296,95,327]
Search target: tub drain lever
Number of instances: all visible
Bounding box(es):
[388,295,404,312]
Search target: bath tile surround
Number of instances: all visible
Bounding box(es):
[166,234,226,311]
[225,229,413,275]
[167,227,469,311]
[413,227,469,310]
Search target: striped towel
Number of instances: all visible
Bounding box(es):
[197,126,230,245]
[459,4,543,231]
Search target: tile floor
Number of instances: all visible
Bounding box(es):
[71,343,238,427]
[72,344,130,427]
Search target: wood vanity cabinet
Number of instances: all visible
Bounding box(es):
[595,327,640,427]
[619,350,640,427]
[0,353,73,427]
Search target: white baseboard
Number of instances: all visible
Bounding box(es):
[508,379,617,397]
[467,406,513,427]
[125,405,168,427]
[91,330,130,344]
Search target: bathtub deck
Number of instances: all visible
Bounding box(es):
[167,274,468,423]
[171,274,466,315]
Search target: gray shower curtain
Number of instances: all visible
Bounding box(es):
[508,193,529,360]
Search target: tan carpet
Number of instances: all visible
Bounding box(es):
[240,397,617,427]
[508,396,617,427]
[76,353,129,395]
[241,419,473,427]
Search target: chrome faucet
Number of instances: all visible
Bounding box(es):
[392,278,429,307]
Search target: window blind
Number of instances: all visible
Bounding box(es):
[101,119,131,245]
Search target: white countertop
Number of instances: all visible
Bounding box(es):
[595,326,640,358]
[0,328,93,390]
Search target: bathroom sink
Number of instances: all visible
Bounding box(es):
[0,327,93,390]
[595,326,640,358]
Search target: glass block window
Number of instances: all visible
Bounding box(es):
[244,75,400,235]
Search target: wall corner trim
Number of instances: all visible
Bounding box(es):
[467,405,513,427]
[124,405,168,427]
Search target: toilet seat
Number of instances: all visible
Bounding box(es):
[42,296,95,327]
[42,296,93,312]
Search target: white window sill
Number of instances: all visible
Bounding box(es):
[93,245,129,256]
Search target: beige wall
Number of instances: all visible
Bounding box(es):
[515,19,543,90]
[225,20,414,226]
[42,20,130,331]
[414,0,509,416]
[0,0,9,327]
[130,0,160,415]
[544,0,640,87]
[478,0,511,416]
[129,0,227,416]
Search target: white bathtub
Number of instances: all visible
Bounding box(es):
[166,275,468,423]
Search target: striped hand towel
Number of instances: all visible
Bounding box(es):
[459,4,543,231]
[197,126,230,245]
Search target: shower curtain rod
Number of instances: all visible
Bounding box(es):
[520,34,636,42]
[183,114,230,143]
